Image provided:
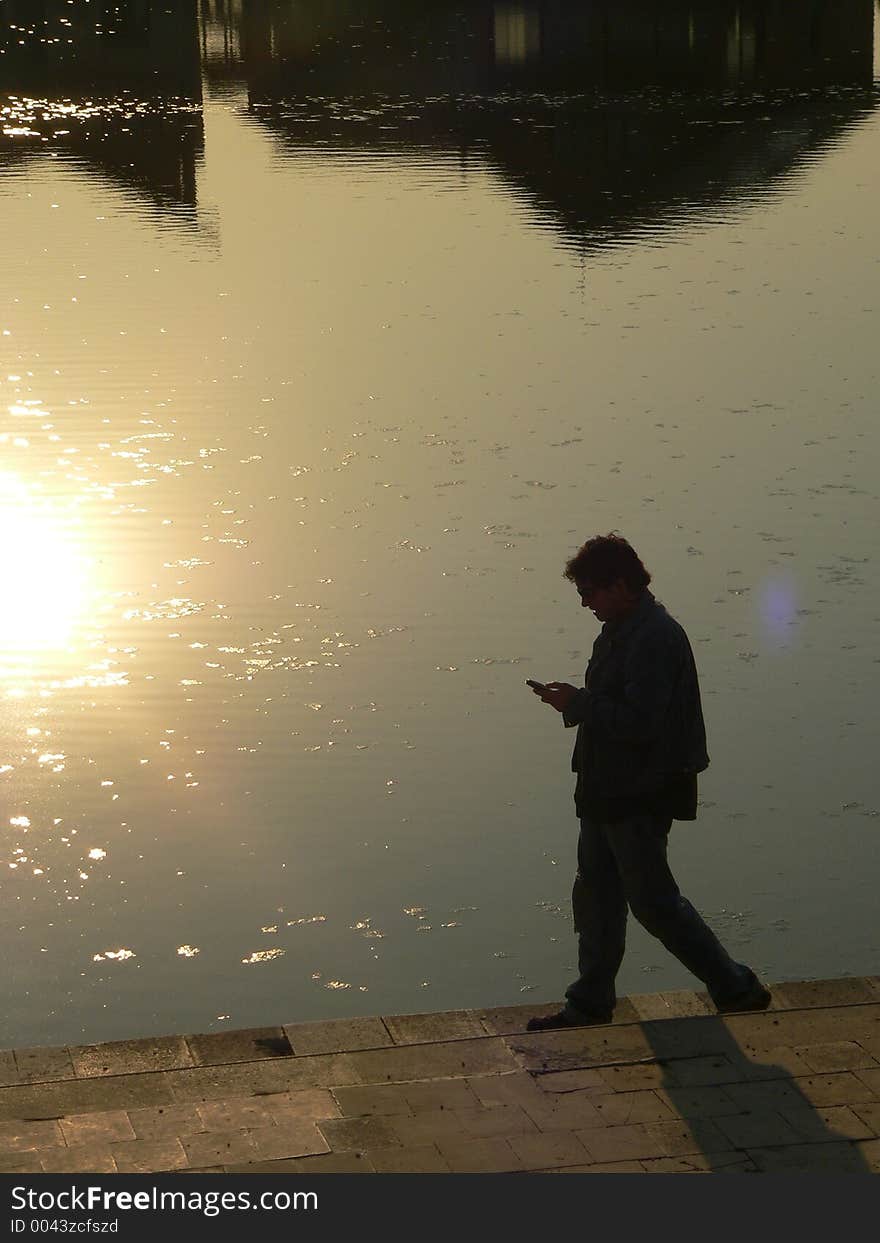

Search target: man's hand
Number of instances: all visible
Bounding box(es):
[532,681,578,713]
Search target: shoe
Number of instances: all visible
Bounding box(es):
[714,980,772,1014]
[526,1008,612,1032]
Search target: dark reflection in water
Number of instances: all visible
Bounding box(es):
[213,0,880,253]
[1,1,877,248]
[211,0,876,94]
[0,0,203,218]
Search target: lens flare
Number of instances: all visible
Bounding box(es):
[758,572,799,644]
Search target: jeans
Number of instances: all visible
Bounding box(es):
[563,812,755,1019]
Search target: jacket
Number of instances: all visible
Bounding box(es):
[561,590,709,820]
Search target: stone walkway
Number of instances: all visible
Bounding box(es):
[1,976,878,1174]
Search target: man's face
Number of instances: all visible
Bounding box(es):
[575,577,638,624]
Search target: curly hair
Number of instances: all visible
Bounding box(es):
[564,533,651,592]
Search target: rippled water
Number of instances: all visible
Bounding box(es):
[1,1,879,1046]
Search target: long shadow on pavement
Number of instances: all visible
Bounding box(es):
[504,990,879,1172]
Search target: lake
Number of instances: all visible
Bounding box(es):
[1,0,879,1047]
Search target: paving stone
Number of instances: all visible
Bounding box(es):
[7,975,880,1175]
[166,1054,360,1103]
[386,1107,478,1148]
[857,1034,880,1063]
[467,1072,551,1109]
[855,1139,880,1171]
[40,1145,117,1173]
[532,1068,608,1095]
[796,1041,879,1073]
[182,1128,259,1167]
[662,1056,748,1087]
[164,1065,295,1104]
[663,1047,813,1086]
[196,1096,284,1131]
[0,1050,20,1087]
[345,1038,518,1085]
[478,999,638,1036]
[366,1144,450,1173]
[260,1088,340,1124]
[0,1119,65,1151]
[747,1142,868,1173]
[791,1073,880,1107]
[609,1000,641,1024]
[383,1010,487,1045]
[454,1104,539,1139]
[521,1091,605,1132]
[686,1018,801,1061]
[126,1103,206,1140]
[0,1073,175,1121]
[721,1079,811,1113]
[734,1047,815,1080]
[331,1084,413,1118]
[770,978,880,1010]
[545,1160,646,1174]
[435,1136,523,1173]
[780,1105,875,1142]
[734,1005,880,1049]
[645,1118,734,1156]
[478,1004,568,1036]
[508,1129,593,1170]
[855,1068,880,1094]
[588,1091,676,1125]
[246,1120,330,1161]
[186,1028,292,1066]
[111,1138,189,1173]
[639,1158,709,1173]
[851,1101,880,1134]
[226,1151,372,1174]
[0,1155,38,1173]
[60,1111,136,1146]
[638,1016,745,1060]
[598,1063,668,1092]
[14,1047,75,1083]
[574,1123,666,1163]
[507,1025,656,1073]
[713,1110,805,1148]
[641,1152,757,1173]
[653,1086,743,1119]
[70,1036,194,1078]
[284,1017,392,1056]
[386,1102,535,1148]
[317,1116,400,1152]
[402,1079,483,1113]
[629,991,714,1021]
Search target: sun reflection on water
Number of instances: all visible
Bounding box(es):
[0,474,93,657]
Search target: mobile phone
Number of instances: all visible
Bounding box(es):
[526,679,546,691]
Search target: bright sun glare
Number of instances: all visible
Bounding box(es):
[0,476,91,654]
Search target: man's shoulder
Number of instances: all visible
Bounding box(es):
[641,597,691,647]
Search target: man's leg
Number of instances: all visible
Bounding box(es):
[606,812,765,1007]
[562,816,628,1020]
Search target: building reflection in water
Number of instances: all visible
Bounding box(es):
[193,0,878,253]
[0,0,204,222]
[0,1,877,244]
[494,4,541,67]
[199,1,877,89]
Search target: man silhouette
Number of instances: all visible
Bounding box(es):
[527,533,770,1030]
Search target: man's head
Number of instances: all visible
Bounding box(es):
[564,533,651,624]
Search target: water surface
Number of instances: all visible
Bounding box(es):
[1,0,879,1046]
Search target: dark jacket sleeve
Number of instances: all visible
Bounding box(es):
[561,627,681,743]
